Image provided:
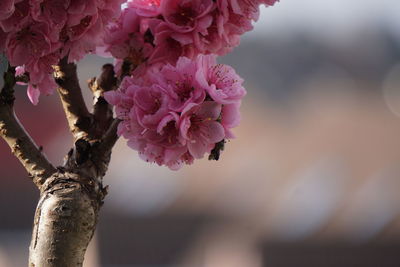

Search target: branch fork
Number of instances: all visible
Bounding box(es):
[0,65,56,187]
[0,56,121,267]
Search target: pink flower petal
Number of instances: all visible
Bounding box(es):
[27,84,40,105]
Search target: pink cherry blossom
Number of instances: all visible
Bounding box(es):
[0,1,30,33]
[25,53,60,104]
[221,102,241,139]
[30,0,69,30]
[104,75,192,170]
[139,113,191,169]
[161,0,214,33]
[104,54,245,169]
[6,22,58,66]
[104,0,279,77]
[197,54,246,104]
[105,5,155,73]
[261,0,279,6]
[154,56,206,112]
[27,84,41,106]
[179,101,225,159]
[147,19,197,64]
[134,84,170,128]
[62,0,125,62]
[227,0,278,21]
[130,0,161,17]
[207,0,278,55]
[0,0,277,169]
[0,0,15,21]
[15,66,25,76]
[0,0,124,104]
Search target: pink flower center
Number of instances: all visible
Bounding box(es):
[210,65,236,90]
[188,114,212,135]
[163,121,179,144]
[16,27,46,54]
[149,95,162,114]
[169,4,196,26]
[175,80,194,102]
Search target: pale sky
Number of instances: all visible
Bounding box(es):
[250,0,400,38]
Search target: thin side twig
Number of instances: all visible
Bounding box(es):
[0,65,56,187]
[88,63,116,137]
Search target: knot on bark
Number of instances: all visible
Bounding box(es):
[62,137,113,183]
[41,171,107,207]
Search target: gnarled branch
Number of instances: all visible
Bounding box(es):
[0,65,56,187]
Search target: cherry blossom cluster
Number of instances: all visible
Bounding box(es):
[1,0,278,169]
[105,0,278,70]
[0,0,124,104]
[103,0,278,169]
[105,55,244,170]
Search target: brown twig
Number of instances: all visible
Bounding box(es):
[54,56,93,140]
[0,65,56,187]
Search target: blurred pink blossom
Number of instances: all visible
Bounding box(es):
[105,0,278,73]
[0,0,124,104]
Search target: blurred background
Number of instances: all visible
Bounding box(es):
[2,0,400,266]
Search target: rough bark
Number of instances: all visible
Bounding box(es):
[28,59,118,267]
[29,142,109,267]
[29,173,99,267]
[1,58,119,266]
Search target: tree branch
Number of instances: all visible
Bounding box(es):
[0,56,120,266]
[86,64,120,163]
[99,118,120,156]
[88,63,116,137]
[0,65,56,187]
[54,56,93,140]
